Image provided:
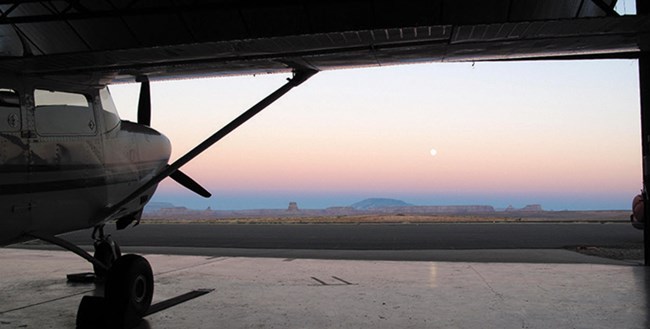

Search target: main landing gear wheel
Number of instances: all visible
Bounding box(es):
[105,254,154,328]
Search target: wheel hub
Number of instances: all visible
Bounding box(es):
[133,274,147,303]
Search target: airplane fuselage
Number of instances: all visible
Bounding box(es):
[0,77,170,246]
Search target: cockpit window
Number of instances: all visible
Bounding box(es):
[0,88,20,132]
[34,89,96,136]
[35,89,90,108]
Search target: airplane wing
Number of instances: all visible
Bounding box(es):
[0,0,647,83]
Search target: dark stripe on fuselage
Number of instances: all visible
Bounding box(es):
[0,162,163,195]
[0,161,162,174]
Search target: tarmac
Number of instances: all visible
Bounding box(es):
[58,222,643,250]
[0,247,648,329]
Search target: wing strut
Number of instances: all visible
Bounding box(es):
[107,69,318,218]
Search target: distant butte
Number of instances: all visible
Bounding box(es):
[287,202,299,211]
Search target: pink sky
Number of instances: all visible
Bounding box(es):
[110,60,642,210]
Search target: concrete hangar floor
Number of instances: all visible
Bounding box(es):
[0,222,648,329]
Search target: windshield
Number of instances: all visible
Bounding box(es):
[99,87,120,131]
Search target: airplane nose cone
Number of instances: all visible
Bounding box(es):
[120,121,172,164]
[142,128,172,164]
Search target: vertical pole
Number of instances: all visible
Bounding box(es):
[638,0,650,266]
[640,54,650,266]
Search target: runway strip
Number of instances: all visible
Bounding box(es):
[58,222,641,250]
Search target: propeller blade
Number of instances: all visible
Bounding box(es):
[170,169,212,198]
[137,77,151,126]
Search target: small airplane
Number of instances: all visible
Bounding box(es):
[0,69,316,328]
[0,1,647,328]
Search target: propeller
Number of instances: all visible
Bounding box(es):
[169,170,211,198]
[136,76,211,198]
[137,76,151,126]
[109,69,317,216]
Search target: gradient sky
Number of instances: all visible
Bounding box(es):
[108,58,642,211]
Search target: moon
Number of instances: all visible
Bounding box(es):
[430,148,438,157]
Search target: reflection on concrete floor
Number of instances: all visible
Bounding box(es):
[0,248,648,329]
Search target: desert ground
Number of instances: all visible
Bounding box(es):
[141,210,630,224]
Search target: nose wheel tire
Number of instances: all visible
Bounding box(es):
[105,254,154,328]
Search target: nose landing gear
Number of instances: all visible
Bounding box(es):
[82,226,153,328]
[77,254,154,329]
[27,227,153,329]
[92,225,122,278]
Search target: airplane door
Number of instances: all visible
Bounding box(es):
[27,89,105,235]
